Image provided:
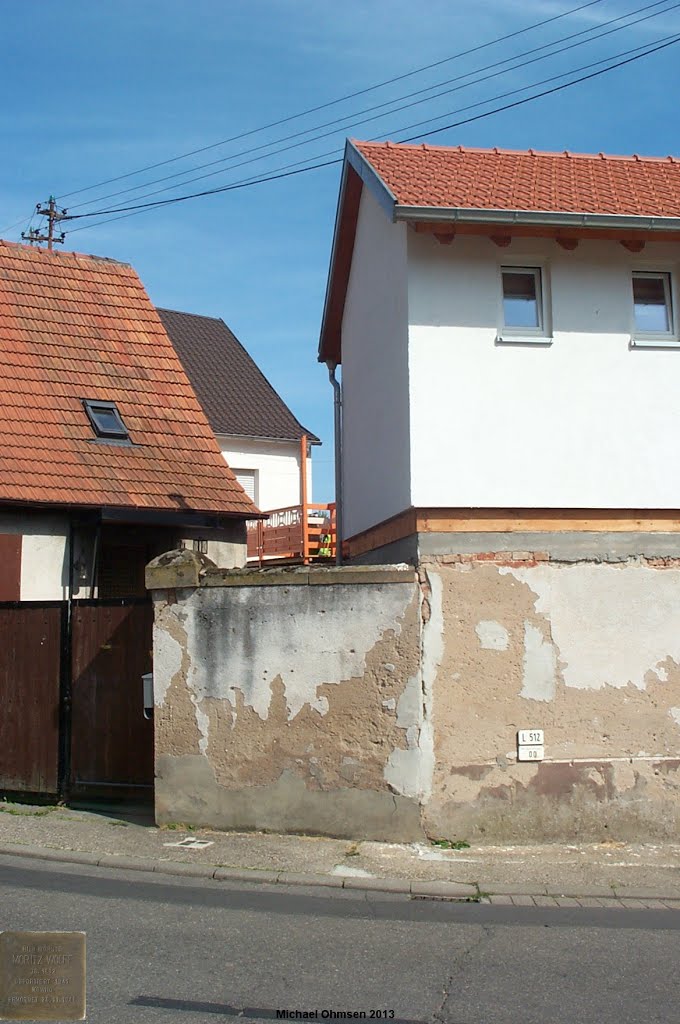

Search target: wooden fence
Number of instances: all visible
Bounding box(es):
[247,503,336,566]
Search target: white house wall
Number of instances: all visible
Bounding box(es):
[217,435,311,513]
[341,187,411,539]
[0,511,69,600]
[407,233,680,509]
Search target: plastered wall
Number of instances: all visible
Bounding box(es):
[148,554,426,840]
[0,511,69,600]
[341,187,411,539]
[148,550,680,843]
[407,232,680,509]
[217,435,312,513]
[424,556,680,842]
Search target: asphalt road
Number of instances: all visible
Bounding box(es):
[1,856,680,1024]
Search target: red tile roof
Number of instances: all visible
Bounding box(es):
[0,241,260,516]
[353,141,680,217]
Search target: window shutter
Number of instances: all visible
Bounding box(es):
[234,470,256,502]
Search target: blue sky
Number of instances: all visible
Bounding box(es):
[1,1,679,501]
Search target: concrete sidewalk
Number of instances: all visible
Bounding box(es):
[1,800,680,908]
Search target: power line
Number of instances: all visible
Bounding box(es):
[65,0,674,214]
[69,0,680,218]
[0,211,36,237]
[400,32,680,141]
[55,0,609,203]
[64,32,680,231]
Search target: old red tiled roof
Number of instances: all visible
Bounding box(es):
[0,241,260,516]
[354,141,680,217]
[159,308,319,443]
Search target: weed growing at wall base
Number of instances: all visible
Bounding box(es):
[431,839,471,850]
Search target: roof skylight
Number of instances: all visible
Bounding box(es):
[83,399,130,441]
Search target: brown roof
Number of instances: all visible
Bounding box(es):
[158,307,319,443]
[0,241,259,516]
[354,141,680,217]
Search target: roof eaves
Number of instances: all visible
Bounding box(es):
[318,143,370,365]
[346,139,398,220]
[394,205,680,232]
[215,429,322,446]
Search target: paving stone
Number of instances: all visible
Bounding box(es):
[532,896,559,906]
[614,888,678,900]
[618,898,650,909]
[554,897,581,907]
[510,895,536,906]
[488,895,514,905]
[545,884,616,898]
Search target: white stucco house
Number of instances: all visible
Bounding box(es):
[319,139,680,563]
[160,309,319,515]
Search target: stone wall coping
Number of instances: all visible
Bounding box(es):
[145,549,416,590]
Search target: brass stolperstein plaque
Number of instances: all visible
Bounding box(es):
[0,932,86,1021]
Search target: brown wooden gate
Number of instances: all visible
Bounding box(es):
[0,602,64,794]
[69,599,154,798]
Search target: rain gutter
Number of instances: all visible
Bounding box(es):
[393,206,680,233]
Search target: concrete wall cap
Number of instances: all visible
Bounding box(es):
[194,563,417,588]
[145,548,217,590]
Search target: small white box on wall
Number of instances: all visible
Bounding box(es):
[517,745,544,762]
[518,729,544,746]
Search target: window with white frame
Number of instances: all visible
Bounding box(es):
[632,271,675,341]
[499,266,550,342]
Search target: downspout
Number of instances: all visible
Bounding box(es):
[326,361,343,565]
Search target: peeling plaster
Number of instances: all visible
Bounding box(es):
[152,620,183,707]
[521,621,557,702]
[193,698,210,755]
[501,563,680,690]
[182,584,414,720]
[311,695,330,716]
[476,620,510,650]
[385,571,442,802]
[670,707,680,727]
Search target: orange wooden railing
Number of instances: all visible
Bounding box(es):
[247,503,336,566]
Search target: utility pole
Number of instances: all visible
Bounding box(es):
[22,196,67,250]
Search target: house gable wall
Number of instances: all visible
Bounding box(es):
[216,435,310,513]
[407,231,680,509]
[341,187,411,539]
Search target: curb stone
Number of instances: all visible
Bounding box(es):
[342,876,410,893]
[1,843,680,908]
[410,880,478,899]
[277,871,344,889]
[212,867,280,885]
